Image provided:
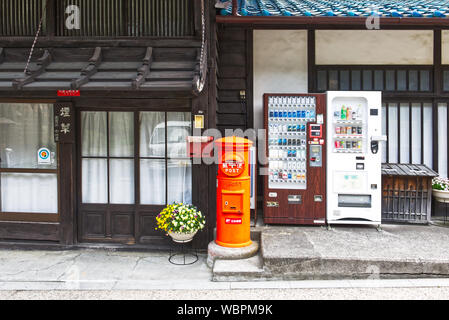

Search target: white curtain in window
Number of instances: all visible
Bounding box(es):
[81,111,107,157]
[168,160,192,204]
[438,103,448,178]
[140,112,165,158]
[109,112,134,157]
[388,104,398,163]
[140,159,166,205]
[110,159,134,204]
[0,103,57,214]
[0,103,56,168]
[399,103,410,163]
[139,111,192,205]
[81,112,134,204]
[423,104,433,169]
[1,173,58,213]
[82,158,108,204]
[82,112,108,203]
[167,112,191,158]
[411,103,422,164]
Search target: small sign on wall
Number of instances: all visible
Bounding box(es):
[38,147,51,165]
[194,115,204,129]
[54,104,75,143]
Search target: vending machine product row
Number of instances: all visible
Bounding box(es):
[263,93,327,225]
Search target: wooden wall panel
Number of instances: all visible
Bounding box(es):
[0,222,59,241]
[216,26,250,131]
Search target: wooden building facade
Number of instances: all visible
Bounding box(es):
[0,0,217,249]
[3,0,449,249]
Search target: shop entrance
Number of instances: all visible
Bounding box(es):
[78,109,192,244]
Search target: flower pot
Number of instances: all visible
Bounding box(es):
[168,230,198,243]
[433,189,449,203]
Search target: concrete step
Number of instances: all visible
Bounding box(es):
[212,224,449,281]
[212,254,265,282]
[260,225,449,280]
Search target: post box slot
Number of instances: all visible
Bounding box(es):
[222,191,244,214]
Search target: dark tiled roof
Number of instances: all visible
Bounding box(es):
[218,0,449,17]
[0,47,199,92]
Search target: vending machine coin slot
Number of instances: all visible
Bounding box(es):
[309,145,323,167]
[288,195,302,204]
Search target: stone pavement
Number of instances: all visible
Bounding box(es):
[0,224,449,291]
[2,247,449,294]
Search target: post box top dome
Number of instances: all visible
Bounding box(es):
[214,136,253,147]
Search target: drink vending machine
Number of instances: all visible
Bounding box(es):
[326,91,386,226]
[263,94,327,225]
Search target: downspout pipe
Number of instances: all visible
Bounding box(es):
[232,0,238,16]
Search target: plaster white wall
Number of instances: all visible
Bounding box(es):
[253,30,308,130]
[442,30,449,65]
[316,30,433,65]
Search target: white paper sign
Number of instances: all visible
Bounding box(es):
[38,148,51,164]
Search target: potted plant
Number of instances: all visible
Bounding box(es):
[432,177,449,203]
[156,203,206,243]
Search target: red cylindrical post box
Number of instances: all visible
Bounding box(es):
[215,136,253,248]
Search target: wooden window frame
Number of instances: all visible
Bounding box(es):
[314,65,434,94]
[0,99,60,223]
[441,66,449,92]
[78,106,193,209]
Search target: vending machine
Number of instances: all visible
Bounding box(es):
[326,91,386,226]
[263,93,327,225]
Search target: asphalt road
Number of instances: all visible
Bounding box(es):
[1,287,449,300]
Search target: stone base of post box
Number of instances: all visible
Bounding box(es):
[207,240,259,269]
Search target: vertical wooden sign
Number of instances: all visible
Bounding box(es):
[54,103,75,144]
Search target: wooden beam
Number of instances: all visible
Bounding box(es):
[307,29,316,93]
[132,47,153,89]
[12,49,52,89]
[71,47,102,89]
[216,16,449,28]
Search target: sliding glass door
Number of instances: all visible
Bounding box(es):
[79,110,192,243]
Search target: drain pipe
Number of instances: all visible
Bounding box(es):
[232,0,238,16]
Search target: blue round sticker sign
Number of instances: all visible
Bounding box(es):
[38,147,51,164]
